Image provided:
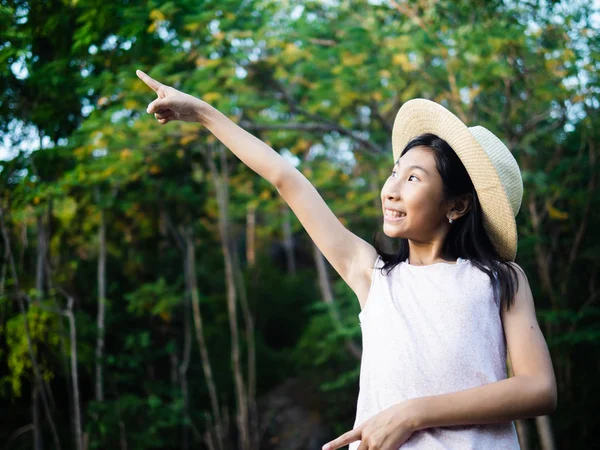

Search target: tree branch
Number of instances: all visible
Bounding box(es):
[240,121,386,154]
[264,77,386,154]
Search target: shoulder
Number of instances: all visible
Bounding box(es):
[500,261,533,318]
[505,260,526,275]
[505,261,529,291]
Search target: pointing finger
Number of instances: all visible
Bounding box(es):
[136,69,163,93]
[322,428,361,450]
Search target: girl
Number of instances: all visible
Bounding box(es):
[136,69,557,450]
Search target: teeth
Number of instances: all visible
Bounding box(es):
[385,209,406,218]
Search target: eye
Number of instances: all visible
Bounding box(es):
[408,174,419,181]
[390,170,398,178]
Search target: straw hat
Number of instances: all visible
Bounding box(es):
[391,98,523,261]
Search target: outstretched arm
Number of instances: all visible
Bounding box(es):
[136,70,378,298]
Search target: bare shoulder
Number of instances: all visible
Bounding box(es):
[500,261,530,312]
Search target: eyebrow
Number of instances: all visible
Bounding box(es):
[393,162,430,176]
[409,165,430,175]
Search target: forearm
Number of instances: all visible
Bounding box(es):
[408,375,557,431]
[197,103,292,187]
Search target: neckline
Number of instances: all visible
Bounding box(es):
[402,257,467,268]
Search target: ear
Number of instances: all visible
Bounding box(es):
[447,193,472,221]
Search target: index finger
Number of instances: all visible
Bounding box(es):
[322,428,361,450]
[136,69,162,92]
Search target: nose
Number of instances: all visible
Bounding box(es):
[382,179,401,202]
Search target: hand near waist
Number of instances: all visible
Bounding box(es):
[322,401,417,450]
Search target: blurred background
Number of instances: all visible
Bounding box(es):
[0,0,598,449]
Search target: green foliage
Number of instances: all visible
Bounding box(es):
[0,305,61,398]
[0,0,598,448]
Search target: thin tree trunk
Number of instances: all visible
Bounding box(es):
[33,215,45,450]
[312,242,362,360]
[42,205,77,448]
[0,245,8,295]
[65,296,84,450]
[36,215,46,298]
[35,216,56,415]
[526,199,561,450]
[515,420,530,450]
[535,416,556,450]
[231,241,258,449]
[32,384,43,450]
[281,205,296,275]
[161,206,226,450]
[206,145,250,450]
[0,206,62,450]
[182,227,225,450]
[118,420,128,450]
[246,204,256,268]
[179,292,192,450]
[95,207,106,402]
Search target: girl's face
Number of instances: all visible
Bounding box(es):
[380,146,450,240]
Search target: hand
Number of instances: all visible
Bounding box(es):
[322,402,417,450]
[136,69,206,124]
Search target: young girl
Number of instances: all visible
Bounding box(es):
[136,69,557,450]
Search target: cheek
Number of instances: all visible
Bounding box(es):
[406,189,442,220]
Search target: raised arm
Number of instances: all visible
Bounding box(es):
[136,70,378,305]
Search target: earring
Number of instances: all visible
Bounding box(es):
[448,216,454,224]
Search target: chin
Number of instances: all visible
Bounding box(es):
[382,225,405,239]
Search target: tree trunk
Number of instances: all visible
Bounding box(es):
[161,206,227,450]
[36,215,46,298]
[525,196,560,450]
[0,245,8,295]
[281,204,296,275]
[32,384,43,450]
[0,206,62,450]
[312,241,362,360]
[95,207,106,402]
[182,227,226,450]
[65,296,84,450]
[206,145,251,450]
[178,292,192,450]
[514,419,530,450]
[33,216,45,450]
[246,204,256,268]
[231,241,259,449]
[535,416,556,450]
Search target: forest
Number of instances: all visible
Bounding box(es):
[0,0,598,449]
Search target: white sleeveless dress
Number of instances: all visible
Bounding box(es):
[349,255,520,449]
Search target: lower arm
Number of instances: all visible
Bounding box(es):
[409,375,556,431]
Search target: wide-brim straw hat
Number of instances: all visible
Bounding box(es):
[391,98,523,261]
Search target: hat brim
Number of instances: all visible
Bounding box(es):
[391,98,517,261]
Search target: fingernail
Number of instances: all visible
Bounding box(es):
[322,445,330,450]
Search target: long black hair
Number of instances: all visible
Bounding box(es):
[372,133,521,312]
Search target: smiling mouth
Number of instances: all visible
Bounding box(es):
[384,209,406,220]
